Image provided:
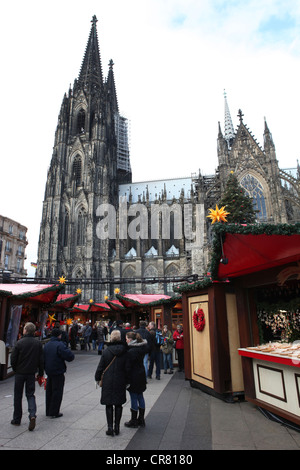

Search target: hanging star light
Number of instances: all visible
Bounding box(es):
[207,205,230,224]
[76,288,82,295]
[48,313,56,325]
[66,318,73,326]
[89,298,94,303]
[104,295,109,300]
[114,288,120,294]
[59,275,66,284]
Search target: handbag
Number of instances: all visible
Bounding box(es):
[99,355,116,387]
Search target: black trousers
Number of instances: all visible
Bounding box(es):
[46,374,65,417]
[177,349,184,371]
[13,373,36,422]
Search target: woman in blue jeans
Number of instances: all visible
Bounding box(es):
[124,331,148,427]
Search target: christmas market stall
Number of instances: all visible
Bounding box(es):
[0,283,63,379]
[116,293,180,327]
[177,222,300,426]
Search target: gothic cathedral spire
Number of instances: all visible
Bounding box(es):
[76,15,103,93]
[37,16,129,300]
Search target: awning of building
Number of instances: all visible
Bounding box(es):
[50,293,81,310]
[0,283,63,304]
[217,232,300,279]
[116,293,172,308]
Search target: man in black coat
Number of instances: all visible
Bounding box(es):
[135,321,152,377]
[112,320,127,344]
[11,322,44,431]
[44,328,74,418]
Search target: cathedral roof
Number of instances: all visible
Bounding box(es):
[119,177,194,203]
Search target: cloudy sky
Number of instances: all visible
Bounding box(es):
[1,0,300,277]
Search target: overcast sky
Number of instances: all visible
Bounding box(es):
[1,0,300,278]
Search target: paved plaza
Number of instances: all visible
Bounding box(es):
[0,350,300,452]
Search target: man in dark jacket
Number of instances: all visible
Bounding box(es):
[44,328,74,418]
[147,321,162,380]
[135,321,152,377]
[11,322,44,431]
[113,320,127,344]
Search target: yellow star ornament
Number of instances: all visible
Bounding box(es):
[48,313,56,325]
[59,276,66,284]
[207,205,230,224]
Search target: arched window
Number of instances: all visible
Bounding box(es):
[123,265,136,294]
[77,109,86,134]
[72,155,82,187]
[240,174,267,220]
[77,208,87,246]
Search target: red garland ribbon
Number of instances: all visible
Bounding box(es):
[193,308,205,332]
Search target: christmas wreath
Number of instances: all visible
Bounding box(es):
[193,308,205,332]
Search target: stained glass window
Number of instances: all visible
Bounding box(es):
[240,174,267,220]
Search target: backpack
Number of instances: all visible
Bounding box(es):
[155,330,164,346]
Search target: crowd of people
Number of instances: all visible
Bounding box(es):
[9,319,184,437]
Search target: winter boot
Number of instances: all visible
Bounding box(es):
[105,405,114,436]
[114,405,123,435]
[124,409,139,428]
[137,407,146,427]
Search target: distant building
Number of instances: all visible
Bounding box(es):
[0,215,28,280]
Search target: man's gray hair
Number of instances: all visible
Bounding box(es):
[110,330,121,342]
[24,322,36,335]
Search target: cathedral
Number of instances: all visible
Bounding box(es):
[37,16,300,302]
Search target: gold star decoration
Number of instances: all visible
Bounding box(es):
[66,318,73,326]
[114,288,120,294]
[76,288,82,295]
[48,313,56,325]
[89,298,94,303]
[207,205,230,224]
[104,295,109,300]
[58,276,66,284]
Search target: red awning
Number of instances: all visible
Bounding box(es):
[117,293,171,308]
[89,302,111,312]
[0,283,62,304]
[70,304,91,313]
[105,299,125,311]
[217,233,300,279]
[50,293,81,310]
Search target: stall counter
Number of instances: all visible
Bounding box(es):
[239,346,300,426]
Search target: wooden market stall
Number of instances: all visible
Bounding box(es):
[177,223,300,425]
[0,283,63,379]
[116,293,180,328]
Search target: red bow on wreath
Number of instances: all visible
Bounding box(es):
[193,308,205,332]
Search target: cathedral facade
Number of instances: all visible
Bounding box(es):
[37,17,300,302]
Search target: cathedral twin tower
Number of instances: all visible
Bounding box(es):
[37,16,298,301]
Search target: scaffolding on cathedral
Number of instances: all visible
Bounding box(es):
[115,113,131,173]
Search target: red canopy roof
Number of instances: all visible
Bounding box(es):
[89,302,111,312]
[117,293,171,308]
[105,299,125,310]
[0,283,62,304]
[217,233,300,279]
[70,304,90,313]
[50,293,81,310]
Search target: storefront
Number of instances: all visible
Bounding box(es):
[0,283,63,379]
[177,223,300,422]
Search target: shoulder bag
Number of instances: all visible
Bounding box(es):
[99,355,116,387]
